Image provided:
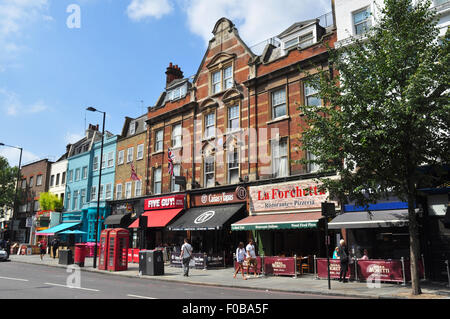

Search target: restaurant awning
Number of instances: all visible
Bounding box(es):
[328,209,411,229]
[35,222,81,236]
[128,208,183,228]
[167,204,245,231]
[59,230,87,235]
[231,212,322,231]
[104,213,131,226]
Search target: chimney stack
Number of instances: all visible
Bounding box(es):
[165,62,184,87]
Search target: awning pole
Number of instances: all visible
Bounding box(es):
[445,259,450,288]
[401,257,406,286]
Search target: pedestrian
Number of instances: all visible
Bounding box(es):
[359,249,369,260]
[233,242,247,280]
[338,239,349,282]
[332,247,340,259]
[180,238,193,277]
[38,238,46,260]
[51,237,59,259]
[245,239,260,278]
[5,239,11,259]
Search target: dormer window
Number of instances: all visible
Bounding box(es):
[129,121,136,135]
[167,85,187,101]
[284,32,314,50]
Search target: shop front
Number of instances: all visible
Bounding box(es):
[231,179,337,274]
[106,199,143,248]
[167,187,248,267]
[128,194,186,252]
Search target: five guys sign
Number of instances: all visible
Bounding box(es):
[144,194,185,210]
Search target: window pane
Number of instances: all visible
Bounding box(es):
[223,66,233,89]
[285,38,298,48]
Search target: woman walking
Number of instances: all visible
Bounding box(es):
[233,242,247,280]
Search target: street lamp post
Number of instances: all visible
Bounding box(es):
[0,143,23,241]
[86,107,106,269]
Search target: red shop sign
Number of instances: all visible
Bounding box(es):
[316,258,354,280]
[357,259,404,283]
[144,195,185,210]
[264,257,296,276]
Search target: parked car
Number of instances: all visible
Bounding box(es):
[0,249,8,261]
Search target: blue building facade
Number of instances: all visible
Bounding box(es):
[84,133,117,242]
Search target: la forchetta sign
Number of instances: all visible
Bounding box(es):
[249,179,337,213]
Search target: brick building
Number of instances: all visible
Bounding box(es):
[16,158,53,243]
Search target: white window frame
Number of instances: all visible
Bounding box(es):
[75,168,80,181]
[107,151,114,167]
[118,150,124,165]
[80,189,86,205]
[204,156,215,187]
[153,168,162,195]
[353,7,371,36]
[99,184,104,201]
[82,166,88,179]
[127,147,134,163]
[171,164,181,192]
[155,129,163,152]
[223,65,233,90]
[228,105,239,132]
[66,192,71,209]
[304,81,321,106]
[205,113,215,139]
[93,156,99,171]
[227,148,240,184]
[125,182,132,199]
[129,121,136,135]
[116,183,122,200]
[105,183,112,200]
[36,175,43,186]
[272,138,288,178]
[172,124,182,148]
[211,70,221,94]
[135,180,142,197]
[90,186,97,202]
[73,190,78,210]
[271,88,287,119]
[137,144,144,160]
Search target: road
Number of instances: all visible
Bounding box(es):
[0,261,349,299]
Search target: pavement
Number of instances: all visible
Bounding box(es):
[6,254,450,299]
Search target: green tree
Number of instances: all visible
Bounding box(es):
[0,156,20,211]
[38,192,63,212]
[298,0,449,295]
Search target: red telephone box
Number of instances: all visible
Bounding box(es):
[98,229,112,270]
[107,228,129,271]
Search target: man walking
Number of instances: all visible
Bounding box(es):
[246,239,260,278]
[51,237,59,259]
[338,239,349,282]
[180,238,193,277]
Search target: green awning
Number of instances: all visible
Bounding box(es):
[231,212,321,231]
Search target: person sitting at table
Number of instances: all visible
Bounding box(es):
[333,247,340,259]
[359,249,369,260]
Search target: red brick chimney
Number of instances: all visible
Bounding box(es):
[165,62,184,86]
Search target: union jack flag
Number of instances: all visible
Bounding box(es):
[130,163,140,181]
[168,148,175,175]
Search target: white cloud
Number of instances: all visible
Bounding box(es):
[181,0,331,46]
[127,0,173,21]
[64,132,84,144]
[0,147,40,168]
[0,88,49,116]
[0,0,51,70]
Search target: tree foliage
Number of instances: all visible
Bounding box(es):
[298,0,449,295]
[38,192,63,212]
[299,0,449,205]
[0,156,20,211]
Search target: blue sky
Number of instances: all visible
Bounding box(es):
[0,0,330,167]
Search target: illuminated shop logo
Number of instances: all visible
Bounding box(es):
[194,211,215,224]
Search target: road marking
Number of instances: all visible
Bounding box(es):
[44,282,99,292]
[0,276,29,282]
[127,294,157,299]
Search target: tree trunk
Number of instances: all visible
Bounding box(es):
[407,190,421,295]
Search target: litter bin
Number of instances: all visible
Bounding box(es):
[74,244,86,267]
[58,249,73,265]
[139,250,164,276]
